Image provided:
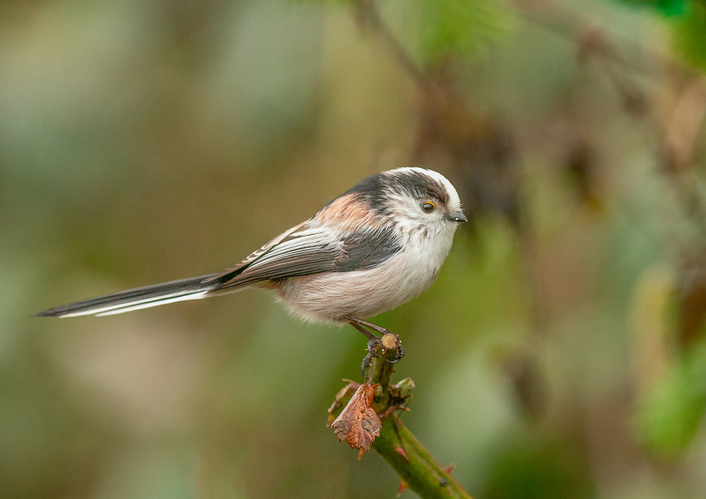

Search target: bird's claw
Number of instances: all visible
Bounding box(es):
[361,336,407,376]
[360,353,374,377]
[361,337,381,377]
[367,337,381,358]
[388,343,406,364]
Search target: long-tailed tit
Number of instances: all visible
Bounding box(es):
[37,167,466,360]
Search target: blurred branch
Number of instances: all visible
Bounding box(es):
[329,334,473,498]
[515,0,694,80]
[353,0,431,88]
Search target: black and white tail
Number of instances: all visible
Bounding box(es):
[36,274,221,318]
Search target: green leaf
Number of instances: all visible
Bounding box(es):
[673,1,706,70]
[635,340,706,455]
[614,0,688,17]
[659,0,690,16]
[413,0,512,65]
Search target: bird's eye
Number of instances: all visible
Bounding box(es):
[422,201,436,213]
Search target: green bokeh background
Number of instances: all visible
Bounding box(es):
[2,0,706,497]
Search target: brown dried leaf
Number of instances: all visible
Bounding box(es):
[327,380,361,427]
[331,383,381,451]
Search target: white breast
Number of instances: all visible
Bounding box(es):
[276,223,457,324]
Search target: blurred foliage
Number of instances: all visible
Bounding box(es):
[302,0,512,66]
[410,0,512,65]
[618,0,706,71]
[636,337,706,455]
[3,0,706,498]
[617,0,689,16]
[673,1,706,70]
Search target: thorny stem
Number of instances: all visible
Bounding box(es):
[364,334,473,499]
[373,416,471,499]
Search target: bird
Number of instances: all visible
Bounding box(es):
[37,167,466,363]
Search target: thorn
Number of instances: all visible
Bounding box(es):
[357,449,365,461]
[395,445,409,460]
[396,479,410,497]
[445,463,456,474]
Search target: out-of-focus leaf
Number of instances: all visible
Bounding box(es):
[298,0,511,65]
[615,0,688,17]
[413,0,512,65]
[617,0,706,71]
[635,339,706,455]
[630,264,676,392]
[659,0,690,16]
[673,1,706,70]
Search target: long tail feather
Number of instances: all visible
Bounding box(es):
[36,274,219,318]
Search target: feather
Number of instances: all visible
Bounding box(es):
[35,275,216,318]
[215,224,400,289]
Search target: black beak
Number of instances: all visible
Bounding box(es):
[449,211,468,223]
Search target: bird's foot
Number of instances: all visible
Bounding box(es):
[360,352,375,377]
[360,337,381,377]
[387,341,406,364]
[360,334,406,377]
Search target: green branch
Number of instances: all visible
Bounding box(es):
[373,416,470,499]
[330,333,473,498]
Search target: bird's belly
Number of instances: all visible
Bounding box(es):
[276,249,444,324]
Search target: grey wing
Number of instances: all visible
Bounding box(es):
[208,223,402,290]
